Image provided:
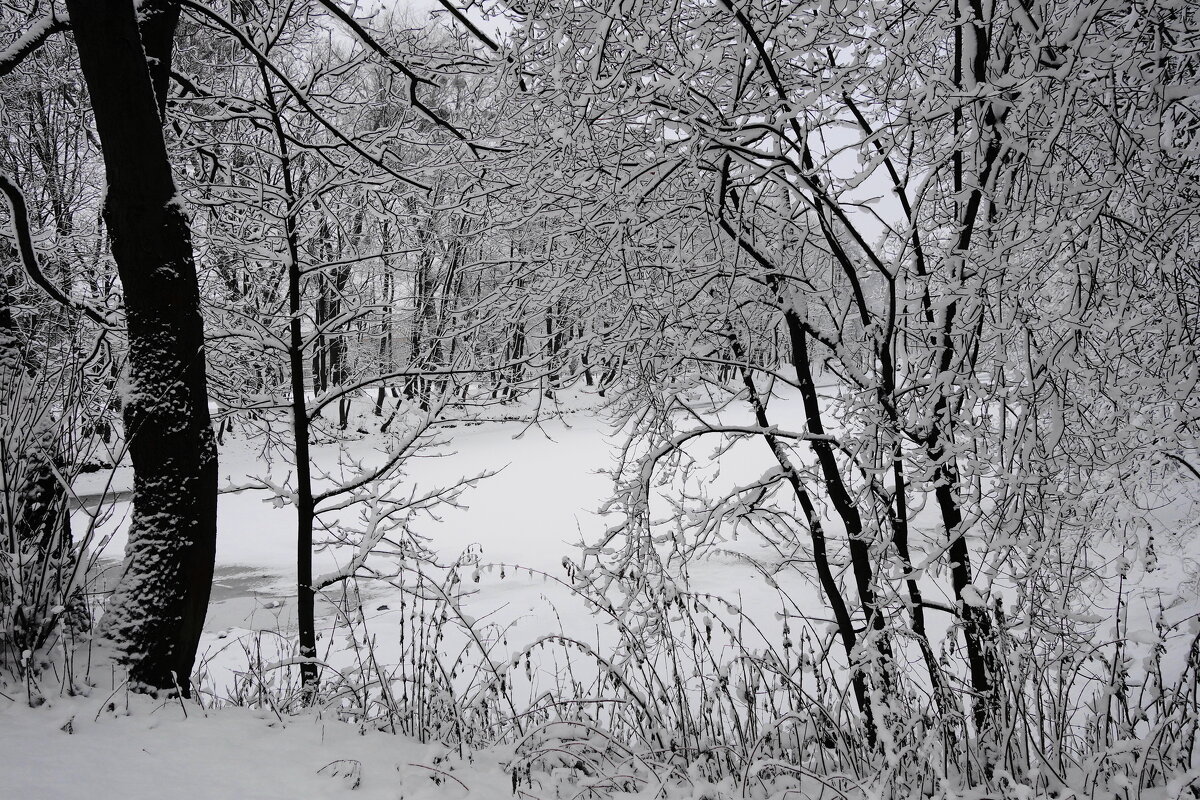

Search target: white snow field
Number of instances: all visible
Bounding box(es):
[4,388,1200,799]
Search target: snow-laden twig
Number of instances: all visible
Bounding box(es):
[0,10,69,78]
[0,173,113,328]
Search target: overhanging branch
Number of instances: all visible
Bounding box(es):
[0,172,113,328]
[0,11,69,79]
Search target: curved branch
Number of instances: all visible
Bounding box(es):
[313,0,473,147]
[1165,452,1200,483]
[176,0,433,192]
[0,172,113,328]
[0,11,69,79]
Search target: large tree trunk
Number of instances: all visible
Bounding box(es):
[68,0,217,696]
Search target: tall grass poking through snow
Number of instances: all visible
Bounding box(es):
[0,333,121,703]
[195,545,516,748]
[195,531,1200,798]
[186,387,1200,797]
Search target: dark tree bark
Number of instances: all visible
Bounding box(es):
[258,64,319,698]
[375,230,395,417]
[287,201,318,702]
[727,332,878,745]
[929,0,1003,751]
[311,219,349,408]
[67,0,217,696]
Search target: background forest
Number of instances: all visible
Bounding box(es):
[1,0,1199,797]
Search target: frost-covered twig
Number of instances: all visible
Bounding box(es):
[0,10,69,78]
[0,173,113,327]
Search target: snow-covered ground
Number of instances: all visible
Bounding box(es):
[0,691,512,800]
[8,396,633,799]
[5,388,1200,798]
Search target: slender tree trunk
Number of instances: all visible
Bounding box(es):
[375,241,394,416]
[938,0,1002,752]
[69,0,216,695]
[289,249,319,699]
[260,66,320,699]
[406,251,429,402]
[311,220,333,399]
[727,329,877,745]
[783,316,893,669]
[581,327,594,387]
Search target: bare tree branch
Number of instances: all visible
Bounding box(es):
[1165,452,1200,483]
[0,11,69,79]
[435,0,500,52]
[0,172,113,327]
[312,0,474,147]
[176,0,434,192]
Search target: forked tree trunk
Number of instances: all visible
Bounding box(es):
[726,332,877,745]
[68,0,217,695]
